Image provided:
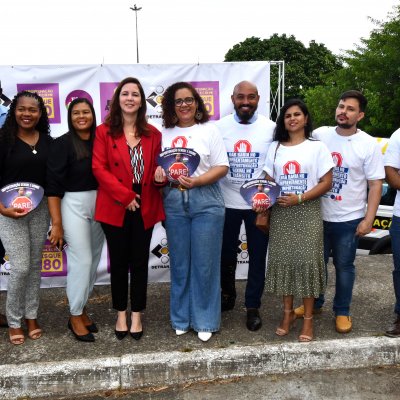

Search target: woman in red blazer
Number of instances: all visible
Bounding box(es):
[92,77,165,341]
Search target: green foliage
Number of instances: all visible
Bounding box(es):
[306,5,400,136]
[224,34,342,101]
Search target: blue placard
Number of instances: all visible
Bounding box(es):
[158,147,200,183]
[240,179,281,209]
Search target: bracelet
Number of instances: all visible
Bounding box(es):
[298,193,304,205]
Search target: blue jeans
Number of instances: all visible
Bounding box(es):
[221,208,268,309]
[315,218,362,316]
[389,215,400,315]
[163,183,225,332]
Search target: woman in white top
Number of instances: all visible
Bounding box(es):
[263,99,333,342]
[155,82,229,342]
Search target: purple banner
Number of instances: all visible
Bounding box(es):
[16,83,61,123]
[190,81,220,120]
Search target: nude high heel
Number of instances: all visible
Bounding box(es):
[275,309,296,336]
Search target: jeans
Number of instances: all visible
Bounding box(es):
[221,208,268,309]
[163,183,225,332]
[389,215,400,315]
[316,218,362,316]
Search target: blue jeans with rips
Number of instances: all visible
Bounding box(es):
[315,218,362,316]
[163,183,225,333]
[389,215,400,315]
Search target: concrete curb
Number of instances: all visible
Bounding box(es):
[1,336,399,399]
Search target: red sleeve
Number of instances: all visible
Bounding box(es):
[92,125,135,207]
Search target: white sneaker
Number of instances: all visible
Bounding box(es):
[175,329,188,336]
[197,332,212,342]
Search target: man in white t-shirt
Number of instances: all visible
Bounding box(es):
[295,90,384,334]
[383,128,400,337]
[216,81,275,331]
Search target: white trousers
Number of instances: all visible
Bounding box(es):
[61,191,104,315]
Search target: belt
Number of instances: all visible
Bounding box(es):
[168,182,188,191]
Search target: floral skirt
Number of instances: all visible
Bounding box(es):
[265,198,326,298]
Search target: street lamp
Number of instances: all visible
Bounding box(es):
[130,4,142,63]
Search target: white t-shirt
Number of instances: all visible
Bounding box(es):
[384,128,400,217]
[263,139,334,196]
[215,114,275,209]
[313,126,385,222]
[161,122,229,176]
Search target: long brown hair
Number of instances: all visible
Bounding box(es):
[105,77,149,138]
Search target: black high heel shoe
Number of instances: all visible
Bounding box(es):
[86,322,99,333]
[115,329,128,340]
[130,330,143,340]
[68,319,95,342]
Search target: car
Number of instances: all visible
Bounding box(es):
[357,137,393,255]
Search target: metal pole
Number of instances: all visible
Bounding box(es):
[130,4,142,63]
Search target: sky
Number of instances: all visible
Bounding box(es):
[1,0,399,66]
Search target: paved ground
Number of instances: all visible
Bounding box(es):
[37,365,400,400]
[0,255,399,399]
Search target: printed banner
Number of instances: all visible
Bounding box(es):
[0,62,271,289]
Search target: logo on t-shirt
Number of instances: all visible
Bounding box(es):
[283,160,300,175]
[171,136,188,148]
[332,152,343,167]
[280,161,307,194]
[234,140,252,153]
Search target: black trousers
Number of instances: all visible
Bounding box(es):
[101,208,153,312]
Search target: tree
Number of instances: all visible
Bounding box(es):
[224,34,342,102]
[305,5,400,137]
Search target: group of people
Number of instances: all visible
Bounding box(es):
[1,76,399,346]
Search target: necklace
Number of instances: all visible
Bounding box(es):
[18,131,39,154]
[30,144,37,155]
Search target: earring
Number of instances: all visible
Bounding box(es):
[195,110,203,121]
[172,114,178,124]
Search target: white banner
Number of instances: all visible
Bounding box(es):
[0,62,271,289]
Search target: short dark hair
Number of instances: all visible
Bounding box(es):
[274,98,313,142]
[161,82,209,128]
[105,77,149,138]
[340,90,368,112]
[67,97,97,160]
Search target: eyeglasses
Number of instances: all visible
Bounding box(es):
[174,97,195,107]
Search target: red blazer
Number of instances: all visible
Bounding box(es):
[93,123,165,229]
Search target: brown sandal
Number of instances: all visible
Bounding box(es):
[25,319,42,340]
[9,327,25,345]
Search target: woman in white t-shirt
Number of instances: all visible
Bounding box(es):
[154,82,229,342]
[263,99,333,342]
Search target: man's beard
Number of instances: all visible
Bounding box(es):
[235,105,256,121]
[336,121,355,129]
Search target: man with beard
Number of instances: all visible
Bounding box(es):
[216,81,275,331]
[294,90,384,334]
